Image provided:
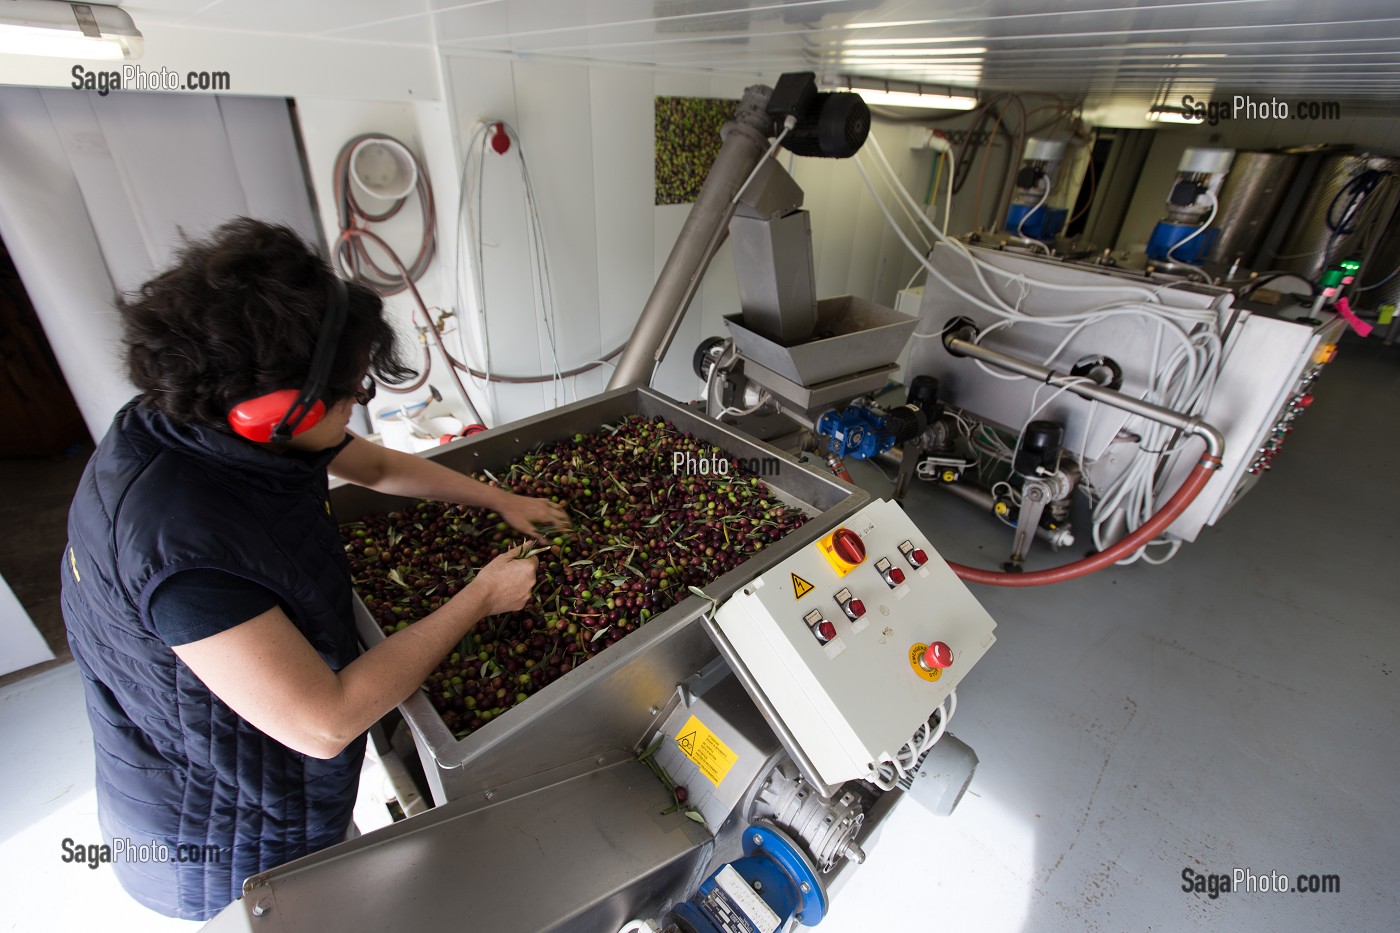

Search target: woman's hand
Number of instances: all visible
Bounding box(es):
[496,493,571,542]
[464,549,540,617]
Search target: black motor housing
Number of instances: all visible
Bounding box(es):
[772,74,870,159]
[1015,420,1065,476]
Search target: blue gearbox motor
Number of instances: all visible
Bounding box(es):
[816,402,925,461]
[667,823,827,932]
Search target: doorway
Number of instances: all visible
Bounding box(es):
[0,230,92,678]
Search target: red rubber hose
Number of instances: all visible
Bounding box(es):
[947,458,1221,587]
[829,457,855,484]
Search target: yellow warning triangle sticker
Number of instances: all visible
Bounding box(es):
[791,573,813,599]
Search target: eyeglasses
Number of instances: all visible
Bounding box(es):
[353,375,376,407]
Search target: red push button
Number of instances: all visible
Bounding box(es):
[910,548,928,567]
[845,598,865,619]
[887,567,906,585]
[832,528,866,565]
[922,641,953,669]
[817,620,837,643]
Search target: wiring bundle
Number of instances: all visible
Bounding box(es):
[849,129,1225,573]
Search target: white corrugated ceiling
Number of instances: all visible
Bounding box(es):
[124,0,1400,112]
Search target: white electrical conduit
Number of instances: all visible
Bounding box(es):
[1016,181,1052,239]
[456,121,570,411]
[857,137,1224,400]
[863,133,1198,308]
[872,691,957,791]
[1166,191,1218,266]
[855,136,1224,566]
[854,151,1219,340]
[456,121,500,419]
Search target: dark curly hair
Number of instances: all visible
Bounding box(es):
[120,217,414,428]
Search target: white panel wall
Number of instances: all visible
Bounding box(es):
[291,97,471,429]
[588,68,656,400]
[0,21,438,102]
[0,88,322,440]
[440,56,929,423]
[0,90,133,438]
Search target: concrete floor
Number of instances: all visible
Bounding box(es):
[821,333,1400,932]
[0,336,1395,932]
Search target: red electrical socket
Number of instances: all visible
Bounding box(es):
[490,122,511,155]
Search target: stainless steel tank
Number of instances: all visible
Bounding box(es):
[329,385,867,804]
[1209,150,1303,268]
[1351,207,1400,311]
[1272,153,1400,281]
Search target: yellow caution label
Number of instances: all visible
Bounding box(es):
[791,573,813,599]
[674,714,739,787]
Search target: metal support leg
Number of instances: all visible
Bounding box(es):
[1007,479,1050,570]
[892,443,922,501]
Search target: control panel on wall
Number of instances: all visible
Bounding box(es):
[714,498,997,788]
[1246,334,1339,477]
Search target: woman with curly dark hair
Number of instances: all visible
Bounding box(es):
[60,217,567,921]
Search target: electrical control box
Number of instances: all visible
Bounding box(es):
[1156,307,1346,541]
[714,498,996,787]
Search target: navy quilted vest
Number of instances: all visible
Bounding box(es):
[61,399,366,920]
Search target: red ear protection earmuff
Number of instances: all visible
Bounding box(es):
[227,276,349,443]
[227,392,328,443]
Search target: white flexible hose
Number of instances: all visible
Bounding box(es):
[854,137,1224,567]
[1166,191,1218,265]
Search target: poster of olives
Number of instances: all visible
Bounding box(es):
[655,96,738,205]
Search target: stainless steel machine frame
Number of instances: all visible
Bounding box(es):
[197,387,935,933]
[330,385,869,805]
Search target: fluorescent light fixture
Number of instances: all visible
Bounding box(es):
[832,82,978,110]
[837,59,984,68]
[1146,106,1204,124]
[857,90,978,109]
[0,1,143,61]
[844,20,936,31]
[837,47,988,57]
[842,36,984,46]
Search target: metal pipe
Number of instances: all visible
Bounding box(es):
[608,85,775,389]
[877,446,1071,547]
[944,333,1226,461]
